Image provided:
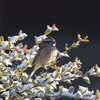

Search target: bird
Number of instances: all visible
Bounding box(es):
[26,36,58,82]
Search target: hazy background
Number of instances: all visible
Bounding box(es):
[0,0,100,100]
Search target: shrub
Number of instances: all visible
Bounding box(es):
[0,24,100,100]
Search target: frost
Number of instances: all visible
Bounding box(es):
[79,86,88,93]
[16,59,26,69]
[0,24,99,100]
[19,31,27,38]
[0,84,3,89]
[8,36,18,43]
[0,56,3,62]
[62,88,75,97]
[83,90,93,97]
[97,67,100,73]
[1,91,9,99]
[58,52,69,58]
[1,76,7,81]
[3,59,12,66]
[22,72,28,78]
[51,82,57,89]
[34,35,47,44]
[0,41,8,49]
[45,24,59,36]
[34,98,42,100]
[23,84,34,91]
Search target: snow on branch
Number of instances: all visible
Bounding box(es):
[0,24,100,100]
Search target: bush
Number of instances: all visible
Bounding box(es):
[0,24,100,100]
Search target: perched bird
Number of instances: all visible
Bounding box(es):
[26,36,58,82]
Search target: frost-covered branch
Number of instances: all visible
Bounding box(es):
[0,24,100,100]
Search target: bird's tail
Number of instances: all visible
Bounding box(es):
[25,64,39,83]
[26,69,36,83]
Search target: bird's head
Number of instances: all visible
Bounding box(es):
[39,36,56,47]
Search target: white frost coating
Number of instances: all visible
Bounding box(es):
[79,86,88,93]
[8,31,27,43]
[3,59,12,66]
[25,54,36,61]
[0,56,3,62]
[34,35,47,44]
[13,81,21,85]
[27,78,33,83]
[10,43,14,48]
[23,84,34,91]
[4,80,10,84]
[15,58,23,61]
[34,75,44,84]
[52,70,57,77]
[0,76,7,81]
[71,63,78,69]
[8,69,15,75]
[34,98,42,100]
[31,51,37,55]
[76,41,80,46]
[83,76,90,82]
[64,63,70,67]
[38,92,45,97]
[88,95,96,100]
[51,81,57,89]
[0,63,4,67]
[64,53,70,57]
[62,88,75,97]
[49,84,55,90]
[83,70,91,76]
[8,36,18,43]
[63,73,75,80]
[22,72,28,78]
[58,52,69,58]
[1,50,8,55]
[83,90,93,97]
[47,25,59,32]
[35,86,46,93]
[22,92,28,96]
[16,59,26,69]
[32,45,39,51]
[24,98,31,100]
[18,30,27,36]
[19,96,25,100]
[0,30,99,100]
[40,35,47,40]
[0,41,8,49]
[8,51,15,57]
[29,54,36,63]
[10,89,17,96]
[0,84,3,89]
[64,63,72,71]
[48,91,61,97]
[1,91,9,100]
[19,33,27,37]
[27,64,32,68]
[7,51,19,59]
[97,67,100,73]
[75,91,83,98]
[75,59,82,64]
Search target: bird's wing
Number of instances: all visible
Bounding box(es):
[32,46,44,64]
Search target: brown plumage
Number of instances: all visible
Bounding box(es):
[26,36,58,82]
